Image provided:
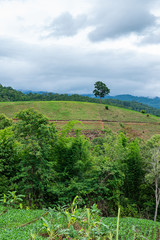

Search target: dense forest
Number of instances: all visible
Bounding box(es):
[0,109,160,221]
[1,84,160,117]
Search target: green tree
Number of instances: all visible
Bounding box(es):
[50,121,92,205]
[145,148,160,221]
[93,81,110,103]
[0,128,18,194]
[124,139,143,202]
[145,135,160,221]
[89,132,127,215]
[13,108,57,207]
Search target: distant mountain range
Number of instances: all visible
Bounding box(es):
[21,91,160,109]
[80,94,160,109]
[106,95,160,109]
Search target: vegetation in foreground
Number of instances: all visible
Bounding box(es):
[0,109,160,220]
[0,199,160,240]
[0,108,160,239]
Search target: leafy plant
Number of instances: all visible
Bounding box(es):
[0,191,25,208]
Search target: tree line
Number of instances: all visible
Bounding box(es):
[0,109,159,221]
[1,83,160,116]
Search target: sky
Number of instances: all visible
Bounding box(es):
[1,0,160,97]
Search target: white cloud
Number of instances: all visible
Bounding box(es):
[0,0,160,97]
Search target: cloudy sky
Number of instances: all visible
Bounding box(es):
[1,0,160,96]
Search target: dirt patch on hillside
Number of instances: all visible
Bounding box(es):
[67,129,106,140]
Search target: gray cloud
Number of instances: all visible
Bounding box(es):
[88,0,156,41]
[43,0,159,44]
[1,0,160,97]
[139,22,160,44]
[1,37,160,96]
[47,12,87,37]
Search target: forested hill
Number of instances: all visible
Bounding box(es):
[0,84,28,101]
[81,94,160,109]
[1,84,160,116]
[105,94,160,109]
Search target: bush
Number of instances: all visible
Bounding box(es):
[105,105,109,110]
[140,110,146,114]
[0,114,12,129]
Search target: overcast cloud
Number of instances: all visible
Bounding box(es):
[88,0,156,41]
[0,0,160,97]
[47,12,88,37]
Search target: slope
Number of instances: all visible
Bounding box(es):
[1,101,160,139]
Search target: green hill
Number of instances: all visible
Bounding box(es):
[0,100,159,121]
[1,101,160,139]
[1,83,160,117]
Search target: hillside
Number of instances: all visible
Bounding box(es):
[1,101,160,139]
[1,83,160,116]
[82,93,160,109]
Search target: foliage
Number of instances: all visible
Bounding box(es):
[40,198,112,240]
[0,191,24,208]
[144,135,160,221]
[124,139,143,202]
[0,127,18,194]
[0,107,160,220]
[145,148,160,221]
[0,114,12,129]
[0,203,160,240]
[13,108,57,207]
[93,81,110,103]
[0,84,28,102]
[141,110,146,114]
[88,133,127,215]
[49,122,92,205]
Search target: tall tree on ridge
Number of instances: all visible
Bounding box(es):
[93,81,110,103]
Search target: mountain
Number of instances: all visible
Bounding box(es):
[106,95,160,109]
[81,94,160,109]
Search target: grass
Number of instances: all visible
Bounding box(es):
[0,101,101,120]
[1,101,160,139]
[0,101,159,122]
[0,205,160,240]
[0,206,44,240]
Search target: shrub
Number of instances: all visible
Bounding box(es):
[119,122,125,128]
[140,110,146,114]
[0,114,12,130]
[105,105,109,110]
